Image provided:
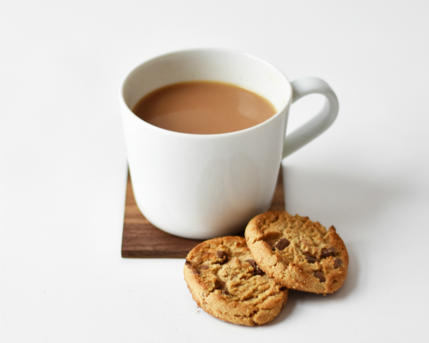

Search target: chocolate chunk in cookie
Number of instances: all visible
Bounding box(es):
[314,271,326,283]
[321,247,337,258]
[216,250,228,264]
[304,254,319,264]
[274,238,290,250]
[334,258,343,269]
[246,259,265,276]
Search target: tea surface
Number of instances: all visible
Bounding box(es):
[133,81,276,134]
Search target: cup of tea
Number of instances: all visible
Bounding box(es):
[120,49,339,239]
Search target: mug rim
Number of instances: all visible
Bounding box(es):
[120,48,292,139]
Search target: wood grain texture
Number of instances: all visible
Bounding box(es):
[121,167,284,258]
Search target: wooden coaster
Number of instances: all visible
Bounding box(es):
[121,167,284,258]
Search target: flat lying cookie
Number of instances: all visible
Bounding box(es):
[184,236,288,326]
[245,211,348,294]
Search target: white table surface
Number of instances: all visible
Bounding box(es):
[1,1,429,342]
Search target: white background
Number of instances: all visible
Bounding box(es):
[1,0,429,342]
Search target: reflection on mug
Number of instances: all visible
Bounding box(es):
[196,153,260,232]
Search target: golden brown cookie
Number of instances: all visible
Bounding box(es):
[184,236,288,326]
[245,211,348,294]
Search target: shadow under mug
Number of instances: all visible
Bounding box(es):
[120,49,339,239]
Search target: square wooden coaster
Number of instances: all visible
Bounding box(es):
[121,167,284,258]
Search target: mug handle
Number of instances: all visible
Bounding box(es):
[282,77,339,158]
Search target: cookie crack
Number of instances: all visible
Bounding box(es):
[232,307,259,320]
[231,300,278,326]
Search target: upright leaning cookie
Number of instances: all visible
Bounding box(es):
[184,236,288,326]
[245,211,348,294]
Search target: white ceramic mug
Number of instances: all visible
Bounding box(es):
[120,49,339,239]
